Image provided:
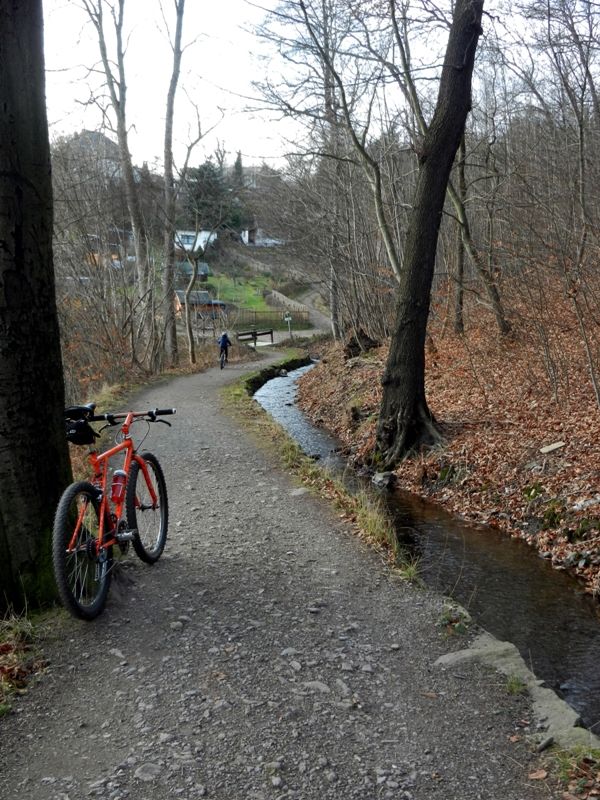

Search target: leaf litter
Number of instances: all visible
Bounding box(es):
[298,298,600,599]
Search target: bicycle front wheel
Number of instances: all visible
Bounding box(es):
[126,452,168,564]
[52,481,112,620]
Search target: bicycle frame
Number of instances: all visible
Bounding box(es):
[56,403,174,619]
[69,412,157,553]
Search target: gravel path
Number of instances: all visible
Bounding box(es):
[0,355,555,800]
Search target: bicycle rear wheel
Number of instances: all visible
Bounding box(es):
[126,452,168,564]
[52,481,112,620]
[220,350,226,369]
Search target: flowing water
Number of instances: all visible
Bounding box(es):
[254,365,343,468]
[255,363,600,732]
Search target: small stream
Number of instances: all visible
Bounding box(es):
[255,364,600,732]
[254,365,343,468]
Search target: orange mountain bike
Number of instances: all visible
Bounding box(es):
[53,403,176,620]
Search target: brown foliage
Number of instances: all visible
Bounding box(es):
[298,285,600,595]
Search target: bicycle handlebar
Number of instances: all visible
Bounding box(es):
[88,408,177,424]
[150,408,176,418]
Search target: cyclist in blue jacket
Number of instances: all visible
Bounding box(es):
[218,331,232,364]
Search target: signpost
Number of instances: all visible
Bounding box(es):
[283,312,293,340]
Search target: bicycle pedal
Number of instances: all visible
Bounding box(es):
[116,529,137,543]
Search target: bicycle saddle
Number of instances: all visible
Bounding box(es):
[64,403,96,420]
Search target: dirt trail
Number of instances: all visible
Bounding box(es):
[296,286,331,333]
[266,285,330,344]
[0,354,555,800]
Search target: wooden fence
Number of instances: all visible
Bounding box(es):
[191,308,310,340]
[227,309,310,328]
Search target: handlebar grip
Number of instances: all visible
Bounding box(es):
[153,408,176,416]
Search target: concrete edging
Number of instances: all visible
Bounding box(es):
[243,356,313,395]
[435,631,600,750]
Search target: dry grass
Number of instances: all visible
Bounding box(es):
[222,365,417,575]
[0,612,48,716]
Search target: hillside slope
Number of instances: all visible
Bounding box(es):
[297,319,600,597]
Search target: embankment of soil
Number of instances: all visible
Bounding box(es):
[297,338,600,598]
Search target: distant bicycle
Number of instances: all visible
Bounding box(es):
[53,403,175,620]
[218,331,232,369]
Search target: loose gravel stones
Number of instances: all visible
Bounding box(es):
[0,358,552,800]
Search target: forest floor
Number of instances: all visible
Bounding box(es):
[297,299,600,599]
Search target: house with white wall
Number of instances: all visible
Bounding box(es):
[174,230,217,254]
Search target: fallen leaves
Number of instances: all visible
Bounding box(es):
[528,769,548,780]
[558,753,600,799]
[0,616,46,713]
[296,295,600,596]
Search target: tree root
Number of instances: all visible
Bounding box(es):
[376,401,444,471]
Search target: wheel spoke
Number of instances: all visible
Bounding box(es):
[53,482,112,619]
[127,453,168,564]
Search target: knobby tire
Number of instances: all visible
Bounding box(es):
[126,452,168,564]
[52,481,112,620]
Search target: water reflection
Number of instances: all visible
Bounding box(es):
[254,365,600,731]
[390,491,600,730]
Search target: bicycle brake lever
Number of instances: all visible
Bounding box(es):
[156,419,172,427]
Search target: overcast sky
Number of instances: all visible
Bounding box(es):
[42,0,290,169]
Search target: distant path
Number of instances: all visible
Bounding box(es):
[297,285,331,332]
[0,354,552,800]
[270,284,331,344]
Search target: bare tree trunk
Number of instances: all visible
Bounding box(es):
[451,188,510,334]
[162,0,185,367]
[329,262,342,338]
[376,0,484,467]
[387,0,510,335]
[454,220,465,335]
[321,0,347,340]
[0,0,72,610]
[453,137,466,334]
[83,0,154,357]
[184,261,199,364]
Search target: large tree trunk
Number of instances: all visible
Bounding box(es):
[0,0,72,610]
[376,0,484,468]
[389,0,509,336]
